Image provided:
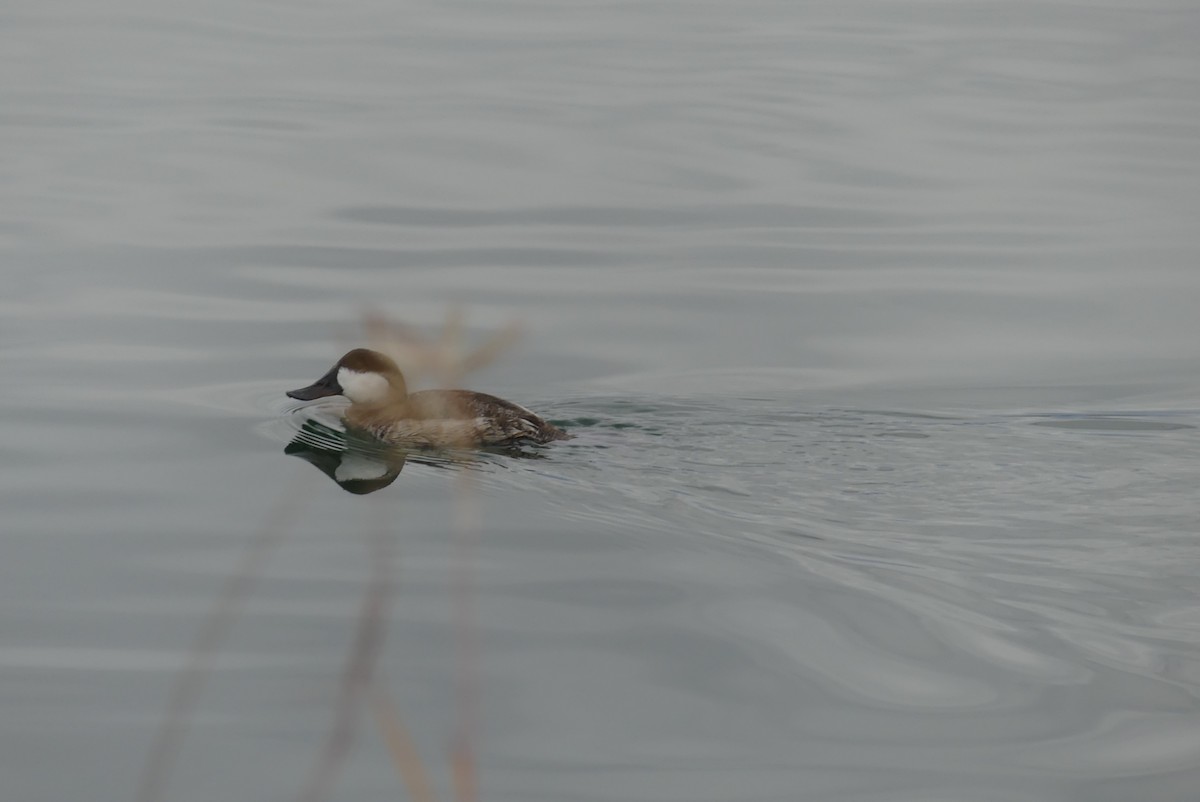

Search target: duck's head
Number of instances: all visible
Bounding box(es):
[287,348,407,405]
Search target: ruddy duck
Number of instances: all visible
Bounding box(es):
[287,348,570,447]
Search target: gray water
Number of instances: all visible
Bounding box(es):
[5,1,1200,800]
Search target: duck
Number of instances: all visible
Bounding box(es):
[287,348,570,448]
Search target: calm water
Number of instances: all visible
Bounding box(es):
[4,1,1200,801]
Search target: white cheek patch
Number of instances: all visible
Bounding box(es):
[337,368,390,403]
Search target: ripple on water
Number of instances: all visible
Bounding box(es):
[1013,711,1200,778]
[714,599,999,710]
[1032,416,1196,432]
[156,379,307,418]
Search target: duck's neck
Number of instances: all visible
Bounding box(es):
[352,387,408,411]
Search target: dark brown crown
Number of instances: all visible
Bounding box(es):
[337,348,402,376]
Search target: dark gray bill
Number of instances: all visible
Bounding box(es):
[287,365,342,401]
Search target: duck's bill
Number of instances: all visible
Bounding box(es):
[287,367,342,401]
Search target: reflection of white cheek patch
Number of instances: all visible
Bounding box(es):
[337,368,389,403]
[335,454,389,482]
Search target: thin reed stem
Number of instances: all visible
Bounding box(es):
[296,501,397,802]
[371,683,440,802]
[451,469,481,802]
[135,474,311,802]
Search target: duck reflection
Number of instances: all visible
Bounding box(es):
[284,420,546,495]
[284,421,410,495]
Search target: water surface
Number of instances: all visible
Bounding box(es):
[4,1,1200,801]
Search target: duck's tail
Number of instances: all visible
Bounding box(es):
[538,422,573,443]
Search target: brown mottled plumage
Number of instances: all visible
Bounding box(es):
[287,348,570,448]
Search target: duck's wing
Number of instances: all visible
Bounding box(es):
[406,390,571,444]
